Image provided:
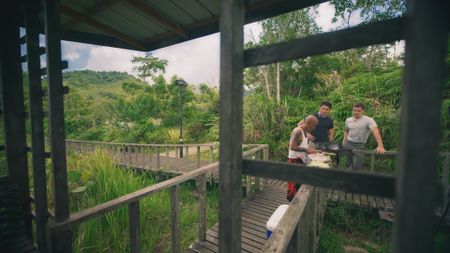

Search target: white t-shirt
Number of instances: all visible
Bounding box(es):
[345,115,377,144]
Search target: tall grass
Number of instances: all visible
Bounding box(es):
[66,150,219,252]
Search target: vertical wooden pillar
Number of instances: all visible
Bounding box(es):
[0,0,32,239]
[44,0,72,252]
[394,0,448,252]
[170,185,180,253]
[25,0,49,251]
[219,0,244,252]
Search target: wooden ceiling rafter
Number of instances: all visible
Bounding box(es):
[124,0,187,38]
[62,0,121,32]
[60,4,147,50]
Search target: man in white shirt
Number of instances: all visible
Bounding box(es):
[343,103,385,170]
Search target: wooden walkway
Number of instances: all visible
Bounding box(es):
[188,180,289,253]
[187,179,398,252]
[327,189,395,211]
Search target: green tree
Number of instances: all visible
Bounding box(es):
[131,55,168,83]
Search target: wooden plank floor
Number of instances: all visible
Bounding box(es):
[327,188,395,211]
[188,180,288,253]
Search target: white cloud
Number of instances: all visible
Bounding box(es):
[315,2,337,32]
[85,46,145,75]
[152,33,220,86]
[61,41,91,61]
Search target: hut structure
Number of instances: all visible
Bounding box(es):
[0,0,448,252]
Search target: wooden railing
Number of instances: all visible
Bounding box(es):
[260,150,449,253]
[262,185,327,253]
[48,143,269,253]
[65,139,216,168]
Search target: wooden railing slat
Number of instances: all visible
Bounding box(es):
[170,185,180,253]
[129,201,140,253]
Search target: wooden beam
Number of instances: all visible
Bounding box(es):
[0,0,32,240]
[244,17,405,67]
[393,0,448,252]
[125,0,186,38]
[63,0,121,31]
[60,4,146,50]
[245,0,328,24]
[263,185,313,253]
[25,0,49,251]
[43,0,72,252]
[219,0,245,252]
[243,159,396,198]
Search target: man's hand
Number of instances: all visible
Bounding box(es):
[307,133,315,141]
[307,147,318,154]
[375,145,385,154]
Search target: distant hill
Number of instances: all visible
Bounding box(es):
[63,70,138,87]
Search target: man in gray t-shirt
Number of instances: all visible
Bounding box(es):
[343,103,385,170]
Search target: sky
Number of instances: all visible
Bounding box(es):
[55,2,376,87]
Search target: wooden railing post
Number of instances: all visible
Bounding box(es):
[197,146,201,169]
[129,201,140,253]
[263,145,269,187]
[186,146,189,159]
[245,175,252,198]
[255,150,261,191]
[198,174,207,241]
[170,185,180,253]
[157,146,161,169]
[209,145,213,162]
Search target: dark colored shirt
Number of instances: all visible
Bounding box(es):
[311,113,334,143]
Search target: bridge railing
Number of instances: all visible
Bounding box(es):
[262,185,327,253]
[48,143,269,253]
[340,150,449,201]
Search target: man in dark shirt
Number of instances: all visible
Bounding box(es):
[309,101,334,148]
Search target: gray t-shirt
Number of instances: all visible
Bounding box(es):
[345,115,377,144]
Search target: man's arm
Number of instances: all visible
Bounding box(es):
[328,128,334,143]
[343,128,349,145]
[371,126,385,154]
[289,129,316,153]
[289,130,305,152]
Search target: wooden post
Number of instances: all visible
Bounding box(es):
[0,0,32,239]
[129,201,141,253]
[219,0,244,251]
[246,175,252,198]
[209,145,213,162]
[255,150,261,191]
[170,185,180,253]
[157,146,160,169]
[394,1,447,252]
[263,145,269,187]
[197,146,201,169]
[25,0,49,250]
[186,146,189,159]
[44,0,72,251]
[198,174,207,241]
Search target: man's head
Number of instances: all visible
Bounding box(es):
[319,101,332,116]
[302,115,318,132]
[352,102,365,119]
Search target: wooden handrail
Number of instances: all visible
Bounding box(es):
[49,144,268,232]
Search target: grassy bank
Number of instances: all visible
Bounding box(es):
[65,150,219,252]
